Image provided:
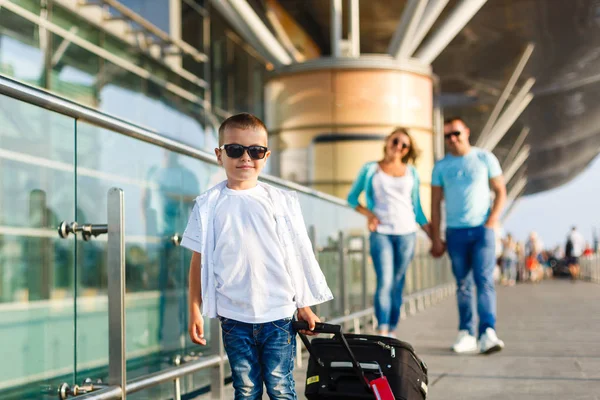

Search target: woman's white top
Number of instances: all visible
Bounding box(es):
[372,167,417,235]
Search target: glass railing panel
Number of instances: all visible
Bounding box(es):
[0,94,76,399]
[73,120,223,385]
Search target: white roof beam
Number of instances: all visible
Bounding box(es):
[265,7,304,62]
[502,189,525,222]
[406,0,450,57]
[502,126,529,170]
[477,77,536,151]
[388,0,428,60]
[479,43,535,140]
[503,145,530,183]
[507,176,527,202]
[413,0,488,65]
[211,0,292,67]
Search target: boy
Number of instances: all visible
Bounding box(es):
[181,113,333,399]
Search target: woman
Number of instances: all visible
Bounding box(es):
[347,128,431,337]
[501,233,517,286]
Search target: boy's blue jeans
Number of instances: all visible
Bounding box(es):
[446,225,497,338]
[370,231,416,331]
[220,316,297,400]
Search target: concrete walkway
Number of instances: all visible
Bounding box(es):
[198,280,600,399]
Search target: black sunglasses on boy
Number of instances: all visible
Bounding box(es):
[219,144,269,160]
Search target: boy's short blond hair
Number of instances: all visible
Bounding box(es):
[218,113,268,146]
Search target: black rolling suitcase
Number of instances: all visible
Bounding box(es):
[293,321,428,400]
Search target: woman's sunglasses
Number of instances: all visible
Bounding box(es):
[392,138,410,149]
[219,144,268,160]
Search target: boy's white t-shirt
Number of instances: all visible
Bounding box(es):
[185,185,297,324]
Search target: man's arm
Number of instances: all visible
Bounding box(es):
[486,176,507,228]
[430,185,445,257]
[188,252,206,345]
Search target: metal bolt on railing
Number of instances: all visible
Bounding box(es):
[58,221,108,241]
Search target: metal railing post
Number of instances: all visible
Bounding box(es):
[210,321,224,399]
[361,234,368,311]
[338,231,349,318]
[107,188,126,399]
[309,225,321,318]
[173,378,182,400]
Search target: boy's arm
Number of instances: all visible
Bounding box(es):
[188,251,206,345]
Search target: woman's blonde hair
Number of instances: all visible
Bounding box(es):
[383,127,420,164]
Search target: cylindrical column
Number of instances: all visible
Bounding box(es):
[265,58,434,204]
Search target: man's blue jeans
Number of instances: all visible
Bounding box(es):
[220,316,297,399]
[446,225,497,338]
[370,231,417,331]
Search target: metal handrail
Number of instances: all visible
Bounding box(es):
[0,75,348,207]
[126,355,224,394]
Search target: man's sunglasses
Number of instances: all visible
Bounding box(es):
[444,131,461,140]
[219,144,268,160]
[392,137,410,149]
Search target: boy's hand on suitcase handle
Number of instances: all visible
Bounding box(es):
[296,307,320,336]
[293,321,342,334]
[189,310,207,345]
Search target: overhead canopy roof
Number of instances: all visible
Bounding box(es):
[270,0,600,196]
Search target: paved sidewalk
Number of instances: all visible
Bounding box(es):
[198,280,600,399]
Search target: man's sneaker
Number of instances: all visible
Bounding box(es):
[479,328,505,354]
[452,330,478,353]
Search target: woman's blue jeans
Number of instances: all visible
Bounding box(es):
[370,231,416,331]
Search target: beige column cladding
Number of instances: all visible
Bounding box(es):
[265,57,434,217]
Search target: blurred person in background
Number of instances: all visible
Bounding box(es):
[525,232,544,282]
[566,226,585,280]
[501,233,517,286]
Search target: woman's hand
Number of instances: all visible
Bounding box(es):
[367,213,380,232]
[421,223,433,240]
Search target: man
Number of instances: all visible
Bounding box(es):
[431,117,507,354]
[566,226,585,280]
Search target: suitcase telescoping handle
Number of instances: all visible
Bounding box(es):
[292,321,371,392]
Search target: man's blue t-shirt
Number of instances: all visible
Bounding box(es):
[431,147,502,229]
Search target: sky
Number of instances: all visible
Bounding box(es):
[504,154,600,249]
